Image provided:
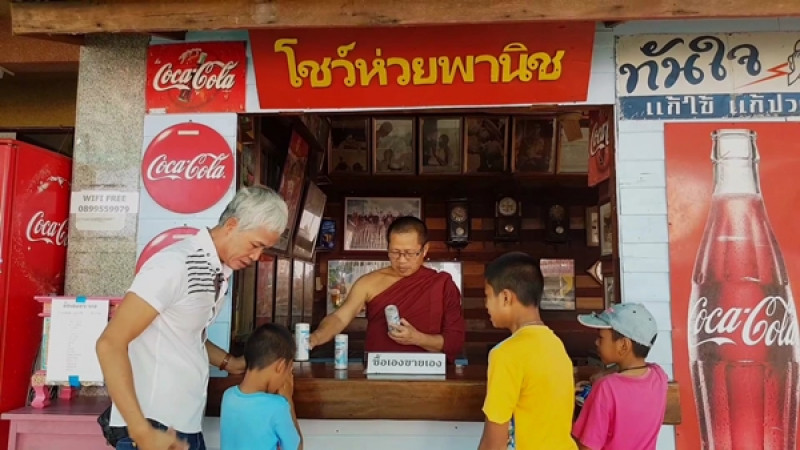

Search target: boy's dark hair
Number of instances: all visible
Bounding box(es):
[244,323,296,371]
[611,330,652,358]
[386,216,427,245]
[485,252,544,307]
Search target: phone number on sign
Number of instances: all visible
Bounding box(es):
[76,205,131,213]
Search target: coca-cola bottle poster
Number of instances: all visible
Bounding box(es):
[665,122,800,450]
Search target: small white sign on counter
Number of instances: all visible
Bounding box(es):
[46,298,109,385]
[365,352,446,375]
[71,190,139,231]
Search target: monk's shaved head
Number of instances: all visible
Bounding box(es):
[386,216,427,245]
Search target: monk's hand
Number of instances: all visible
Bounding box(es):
[388,318,420,346]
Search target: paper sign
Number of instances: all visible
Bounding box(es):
[71,190,139,231]
[365,352,446,375]
[45,299,109,384]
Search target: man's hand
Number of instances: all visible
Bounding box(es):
[226,356,246,375]
[131,426,189,450]
[388,318,420,346]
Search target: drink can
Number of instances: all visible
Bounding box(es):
[295,323,310,361]
[334,334,348,370]
[384,304,401,331]
[576,384,592,406]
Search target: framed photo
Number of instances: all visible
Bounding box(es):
[292,182,327,261]
[275,132,310,252]
[291,259,305,325]
[419,117,463,174]
[556,119,590,174]
[274,257,292,327]
[539,259,576,311]
[512,117,557,174]
[302,261,314,322]
[604,275,616,307]
[464,116,508,173]
[599,202,613,256]
[373,117,415,175]
[344,197,422,251]
[329,117,370,174]
[255,256,275,323]
[585,205,600,247]
[316,217,336,252]
[327,260,462,316]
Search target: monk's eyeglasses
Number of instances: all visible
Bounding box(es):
[387,249,423,260]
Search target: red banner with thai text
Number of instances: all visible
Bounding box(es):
[249,23,595,110]
[146,41,247,113]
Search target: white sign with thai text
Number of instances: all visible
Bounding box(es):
[365,352,446,375]
[46,299,109,384]
[617,32,800,120]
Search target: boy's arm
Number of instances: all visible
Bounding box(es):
[478,419,510,450]
[572,380,612,450]
[478,349,522,450]
[274,399,301,450]
[279,375,303,450]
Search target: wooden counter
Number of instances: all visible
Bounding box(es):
[208,362,682,424]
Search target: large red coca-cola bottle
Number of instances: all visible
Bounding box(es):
[688,129,800,449]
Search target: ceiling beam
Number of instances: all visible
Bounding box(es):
[11,0,800,35]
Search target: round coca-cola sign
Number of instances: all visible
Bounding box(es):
[136,226,200,273]
[141,122,234,214]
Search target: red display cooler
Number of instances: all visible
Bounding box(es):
[0,140,71,444]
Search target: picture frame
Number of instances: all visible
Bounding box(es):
[373,117,416,175]
[604,275,616,307]
[327,260,463,316]
[343,197,422,251]
[302,261,314,322]
[329,117,370,175]
[464,116,508,174]
[255,256,275,324]
[292,182,327,261]
[539,259,576,311]
[419,117,463,174]
[274,257,292,327]
[274,132,310,252]
[599,202,613,256]
[291,259,305,326]
[556,119,590,174]
[316,217,336,252]
[511,117,557,174]
[585,205,600,247]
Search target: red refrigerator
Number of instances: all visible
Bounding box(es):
[0,140,71,443]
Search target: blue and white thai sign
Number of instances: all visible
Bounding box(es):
[616,33,800,120]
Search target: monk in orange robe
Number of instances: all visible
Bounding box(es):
[310,217,465,362]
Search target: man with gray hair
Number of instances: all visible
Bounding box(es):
[96,186,288,450]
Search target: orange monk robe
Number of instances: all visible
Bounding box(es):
[365,266,465,362]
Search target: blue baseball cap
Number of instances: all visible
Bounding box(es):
[577,303,658,347]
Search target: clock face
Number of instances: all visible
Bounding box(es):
[498,197,518,216]
[549,205,566,220]
[450,205,467,223]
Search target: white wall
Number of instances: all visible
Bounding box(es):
[612,17,800,450]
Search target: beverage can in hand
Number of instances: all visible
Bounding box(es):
[384,305,401,331]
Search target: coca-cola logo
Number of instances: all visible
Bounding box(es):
[141,122,234,214]
[590,119,610,167]
[26,211,68,247]
[152,58,239,94]
[692,296,799,347]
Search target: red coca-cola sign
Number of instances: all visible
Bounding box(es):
[146,42,246,113]
[588,109,613,187]
[142,122,234,214]
[26,210,68,247]
[136,226,200,273]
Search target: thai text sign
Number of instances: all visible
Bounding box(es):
[249,23,595,110]
[365,352,446,375]
[617,33,800,120]
[146,42,246,113]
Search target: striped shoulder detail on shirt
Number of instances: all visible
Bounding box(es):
[185,249,216,294]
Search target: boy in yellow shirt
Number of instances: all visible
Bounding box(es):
[478,252,577,450]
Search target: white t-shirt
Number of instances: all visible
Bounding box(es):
[110,228,232,433]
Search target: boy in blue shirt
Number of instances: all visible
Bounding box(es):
[221,324,302,450]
